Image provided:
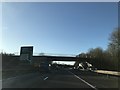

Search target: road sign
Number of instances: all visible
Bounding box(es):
[20,46,33,62]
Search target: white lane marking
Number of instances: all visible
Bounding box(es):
[74,75,97,90]
[68,71,98,90]
[43,77,48,80]
[2,76,19,81]
[3,76,18,81]
[2,72,37,81]
[2,72,39,81]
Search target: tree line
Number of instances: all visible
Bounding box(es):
[1,28,119,71]
[77,28,120,71]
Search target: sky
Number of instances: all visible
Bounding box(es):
[2,2,118,56]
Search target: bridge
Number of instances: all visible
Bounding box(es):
[32,55,91,61]
[31,55,92,68]
[19,46,93,69]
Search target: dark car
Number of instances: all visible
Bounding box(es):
[39,62,50,73]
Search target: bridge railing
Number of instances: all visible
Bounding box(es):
[33,53,76,57]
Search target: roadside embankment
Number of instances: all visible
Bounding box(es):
[2,56,36,79]
[94,70,120,77]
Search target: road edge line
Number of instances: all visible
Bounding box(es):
[68,71,98,90]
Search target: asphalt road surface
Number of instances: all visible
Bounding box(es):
[2,68,119,89]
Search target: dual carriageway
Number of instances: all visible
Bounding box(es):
[1,55,119,89]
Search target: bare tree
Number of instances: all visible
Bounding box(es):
[107,28,120,56]
[107,28,120,71]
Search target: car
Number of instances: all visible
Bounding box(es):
[87,66,97,71]
[39,62,51,73]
